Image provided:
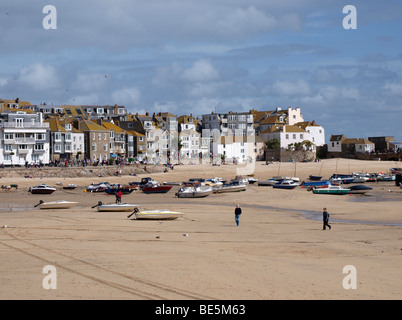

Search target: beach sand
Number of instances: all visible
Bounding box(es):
[0,158,401,300]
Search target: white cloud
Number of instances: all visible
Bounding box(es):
[180,59,220,83]
[111,87,141,106]
[17,63,60,90]
[271,80,312,97]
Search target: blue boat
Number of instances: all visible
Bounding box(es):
[300,180,330,188]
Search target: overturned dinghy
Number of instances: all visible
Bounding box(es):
[127,207,184,220]
[35,200,78,210]
[92,201,141,212]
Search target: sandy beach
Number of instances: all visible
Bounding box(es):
[0,158,401,300]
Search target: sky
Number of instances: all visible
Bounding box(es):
[0,0,402,143]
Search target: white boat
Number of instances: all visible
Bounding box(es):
[272,179,299,189]
[272,176,300,182]
[28,184,57,194]
[175,185,213,198]
[213,180,247,193]
[128,208,184,220]
[258,178,277,186]
[205,177,225,186]
[35,200,78,209]
[92,201,141,212]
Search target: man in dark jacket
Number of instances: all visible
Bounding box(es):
[323,207,331,230]
[235,204,242,227]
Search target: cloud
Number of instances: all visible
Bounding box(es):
[270,80,312,97]
[111,87,141,106]
[180,59,220,83]
[17,63,60,90]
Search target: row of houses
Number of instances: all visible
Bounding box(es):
[0,98,327,166]
[328,135,401,155]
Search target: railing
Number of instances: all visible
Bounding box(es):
[1,122,49,129]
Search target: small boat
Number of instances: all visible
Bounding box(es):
[213,180,247,193]
[63,184,77,190]
[29,184,56,194]
[272,176,300,182]
[247,177,258,184]
[300,180,330,189]
[104,184,138,195]
[376,174,395,182]
[312,185,350,195]
[35,200,78,209]
[163,181,182,186]
[92,201,141,212]
[142,181,173,194]
[86,182,110,192]
[329,174,355,184]
[349,185,373,194]
[258,179,278,186]
[127,207,184,220]
[175,185,213,198]
[205,177,225,186]
[308,175,322,181]
[272,179,299,189]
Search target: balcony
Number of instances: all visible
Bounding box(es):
[18,148,29,154]
[15,138,35,144]
[2,122,49,129]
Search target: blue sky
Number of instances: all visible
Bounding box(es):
[0,0,401,142]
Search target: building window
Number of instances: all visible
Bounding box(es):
[92,143,97,151]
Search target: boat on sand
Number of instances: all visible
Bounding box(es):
[127,207,183,220]
[175,185,213,198]
[312,185,350,195]
[92,201,141,212]
[35,200,78,209]
[29,184,56,194]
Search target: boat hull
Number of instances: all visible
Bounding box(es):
[97,204,140,212]
[312,189,350,195]
[176,187,213,198]
[134,210,184,220]
[39,201,78,209]
[142,185,173,194]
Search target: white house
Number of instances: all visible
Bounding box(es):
[0,111,50,166]
[328,135,347,153]
[296,121,326,147]
[261,125,315,151]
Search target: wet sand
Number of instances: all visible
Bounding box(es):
[0,158,401,300]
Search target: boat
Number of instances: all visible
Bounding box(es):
[312,185,350,195]
[104,184,138,195]
[163,181,182,186]
[92,201,141,212]
[129,177,155,189]
[63,184,77,190]
[28,184,56,194]
[257,178,278,186]
[175,185,213,198]
[205,177,225,186]
[213,180,247,193]
[247,177,258,184]
[127,207,184,220]
[142,181,173,194]
[272,176,300,182]
[272,179,299,189]
[86,182,110,192]
[349,185,373,194]
[35,200,78,209]
[329,174,355,184]
[300,180,330,189]
[308,175,322,181]
[376,174,395,182]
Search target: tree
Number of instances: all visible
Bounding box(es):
[265,138,280,149]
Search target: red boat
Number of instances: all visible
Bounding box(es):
[141,181,173,194]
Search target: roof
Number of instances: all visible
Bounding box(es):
[78,120,110,132]
[45,118,66,132]
[95,120,127,134]
[329,134,347,142]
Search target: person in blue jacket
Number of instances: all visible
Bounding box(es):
[235,204,242,227]
[323,207,331,230]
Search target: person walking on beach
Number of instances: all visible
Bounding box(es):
[323,207,331,230]
[116,190,123,204]
[234,204,242,227]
